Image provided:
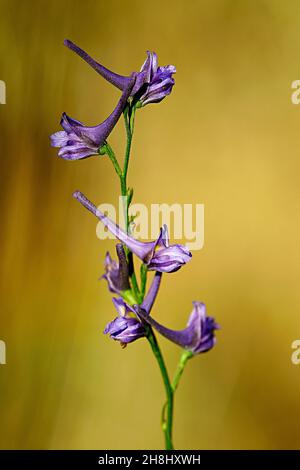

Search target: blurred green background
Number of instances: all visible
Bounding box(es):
[0,0,300,450]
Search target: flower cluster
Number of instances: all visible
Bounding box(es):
[51,39,218,355]
[51,39,219,449]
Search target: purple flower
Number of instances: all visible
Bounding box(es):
[73,191,192,273]
[135,301,219,355]
[102,244,130,295]
[50,75,136,160]
[146,226,192,273]
[64,40,175,107]
[104,298,145,346]
[137,52,176,106]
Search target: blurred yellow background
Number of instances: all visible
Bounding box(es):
[1,0,300,450]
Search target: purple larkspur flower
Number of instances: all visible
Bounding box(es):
[104,297,145,346]
[64,40,175,106]
[50,75,136,160]
[135,301,219,355]
[137,51,176,106]
[73,191,192,273]
[102,244,130,295]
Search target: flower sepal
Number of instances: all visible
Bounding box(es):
[98,144,107,155]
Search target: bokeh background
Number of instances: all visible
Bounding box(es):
[0,0,300,450]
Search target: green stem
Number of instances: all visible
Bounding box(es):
[127,250,140,300]
[104,143,122,178]
[140,263,148,300]
[120,108,133,229]
[146,327,174,450]
[121,106,142,300]
[123,106,135,181]
[172,349,193,392]
[160,349,192,448]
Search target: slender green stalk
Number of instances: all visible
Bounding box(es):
[120,106,141,301]
[123,106,135,181]
[104,143,122,178]
[140,263,148,300]
[120,106,135,231]
[146,327,174,450]
[172,349,193,392]
[160,349,192,447]
[130,267,140,298]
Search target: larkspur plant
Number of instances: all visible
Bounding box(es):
[51,40,219,450]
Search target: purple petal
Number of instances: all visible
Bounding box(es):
[50,131,69,147]
[58,147,97,161]
[140,51,158,82]
[60,113,83,133]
